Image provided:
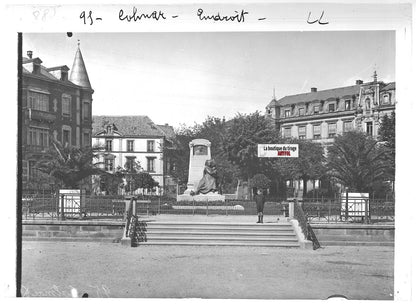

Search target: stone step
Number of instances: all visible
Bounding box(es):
[22,230,122,238]
[23,236,121,243]
[144,235,298,241]
[319,240,394,247]
[140,241,300,247]
[316,234,394,242]
[145,231,296,237]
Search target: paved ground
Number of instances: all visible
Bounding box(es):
[21,241,394,299]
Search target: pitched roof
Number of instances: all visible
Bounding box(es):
[380,82,395,91]
[268,81,396,108]
[69,46,92,89]
[157,124,175,139]
[22,57,78,86]
[92,116,174,138]
[268,85,362,108]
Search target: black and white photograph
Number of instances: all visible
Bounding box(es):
[3,0,416,302]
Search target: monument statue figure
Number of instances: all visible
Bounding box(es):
[194,159,218,195]
[177,139,225,202]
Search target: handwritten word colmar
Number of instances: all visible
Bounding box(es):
[119,7,167,22]
[197,8,249,23]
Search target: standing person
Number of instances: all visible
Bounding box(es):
[254,189,265,223]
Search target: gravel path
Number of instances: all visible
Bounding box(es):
[21,241,394,299]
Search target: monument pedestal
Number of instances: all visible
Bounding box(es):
[177,193,225,202]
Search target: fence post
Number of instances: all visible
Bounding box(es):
[364,199,370,224]
[288,200,294,219]
[328,199,331,223]
[193,198,195,216]
[345,188,349,221]
[60,194,65,221]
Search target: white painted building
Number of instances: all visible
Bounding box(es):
[92,116,175,193]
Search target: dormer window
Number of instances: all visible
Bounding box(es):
[313,105,320,114]
[345,100,351,110]
[284,110,291,118]
[328,104,335,112]
[299,107,305,116]
[382,94,390,105]
[106,125,113,134]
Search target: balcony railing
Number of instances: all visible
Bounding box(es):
[27,108,56,123]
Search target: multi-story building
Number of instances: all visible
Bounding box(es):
[265,72,396,197]
[266,72,395,147]
[92,116,176,194]
[22,45,94,190]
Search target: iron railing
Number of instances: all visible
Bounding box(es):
[300,198,395,224]
[21,193,394,223]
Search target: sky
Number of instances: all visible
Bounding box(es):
[23,31,395,128]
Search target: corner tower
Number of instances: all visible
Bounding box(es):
[69,41,94,148]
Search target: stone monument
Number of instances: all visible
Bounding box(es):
[177,139,225,202]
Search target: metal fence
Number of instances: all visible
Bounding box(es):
[21,193,394,223]
[300,198,394,223]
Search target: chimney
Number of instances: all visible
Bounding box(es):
[311,87,317,93]
[356,80,363,85]
[27,50,33,59]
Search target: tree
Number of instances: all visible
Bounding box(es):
[35,140,104,189]
[378,111,395,183]
[272,139,326,197]
[378,111,395,151]
[249,173,272,193]
[165,116,239,193]
[327,131,391,193]
[224,112,280,181]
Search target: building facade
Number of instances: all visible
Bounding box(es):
[22,45,94,190]
[266,72,396,147]
[92,116,176,194]
[265,72,396,197]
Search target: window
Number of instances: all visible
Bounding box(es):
[127,140,134,152]
[344,121,353,132]
[28,160,39,179]
[313,125,321,139]
[283,127,291,138]
[284,110,291,118]
[28,91,49,112]
[106,125,113,134]
[147,157,156,173]
[366,122,373,136]
[328,104,335,112]
[105,139,112,151]
[313,105,320,114]
[147,140,155,152]
[62,95,71,117]
[125,157,136,172]
[83,132,90,147]
[299,108,305,116]
[365,98,371,109]
[82,102,89,120]
[62,128,71,146]
[345,100,351,110]
[298,126,306,139]
[328,123,337,138]
[28,127,49,147]
[104,159,114,172]
[382,94,390,105]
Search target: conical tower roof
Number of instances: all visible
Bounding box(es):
[69,42,92,89]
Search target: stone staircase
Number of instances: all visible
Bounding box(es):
[137,221,301,247]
